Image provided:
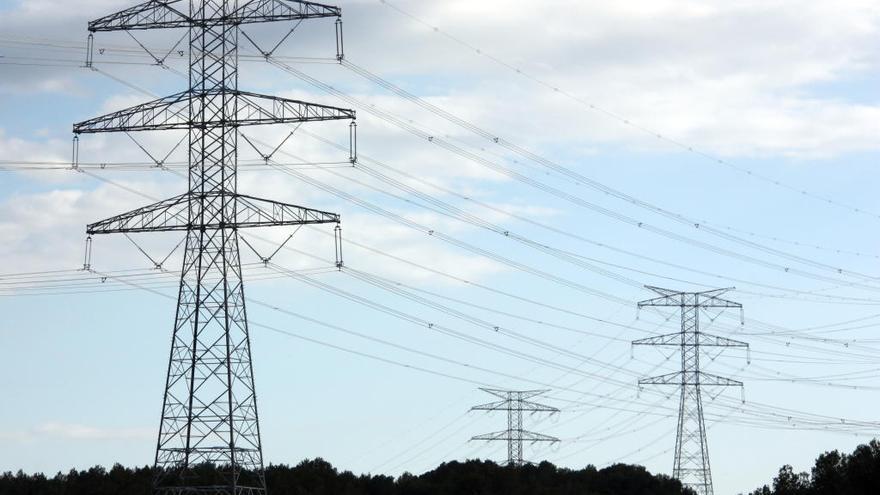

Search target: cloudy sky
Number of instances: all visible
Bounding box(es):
[1,1,880,493]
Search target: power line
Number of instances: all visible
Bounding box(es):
[268,59,880,292]
[6,24,880,480]
[9,34,880,295]
[6,31,879,264]
[297,130,880,306]
[375,0,880,221]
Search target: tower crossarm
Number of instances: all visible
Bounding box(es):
[638,285,741,309]
[73,91,191,134]
[520,430,560,443]
[236,194,340,227]
[471,430,512,442]
[88,0,340,32]
[232,0,341,24]
[236,91,356,125]
[633,332,748,348]
[87,193,339,234]
[73,90,355,134]
[87,193,189,234]
[698,332,748,348]
[471,430,559,443]
[519,400,560,413]
[471,400,509,412]
[88,0,190,32]
[471,400,559,414]
[632,331,681,347]
[477,388,548,401]
[698,372,744,387]
[639,371,743,387]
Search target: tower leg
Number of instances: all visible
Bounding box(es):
[154,229,265,495]
[507,395,515,467]
[673,302,713,495]
[673,383,713,495]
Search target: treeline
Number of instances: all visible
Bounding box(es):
[747,440,880,495]
[0,459,690,495]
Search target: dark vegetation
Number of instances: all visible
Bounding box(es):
[0,459,688,495]
[745,440,880,495]
[6,440,878,495]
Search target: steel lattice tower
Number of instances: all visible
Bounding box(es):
[632,286,749,495]
[471,388,559,467]
[73,2,355,494]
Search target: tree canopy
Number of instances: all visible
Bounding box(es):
[746,439,880,495]
[0,459,688,495]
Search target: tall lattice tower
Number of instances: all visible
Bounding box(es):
[73,2,355,494]
[632,286,749,495]
[471,388,560,467]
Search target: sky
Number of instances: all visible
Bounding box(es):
[1,1,880,494]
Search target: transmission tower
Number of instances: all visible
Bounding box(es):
[470,388,560,467]
[632,286,749,495]
[73,2,355,494]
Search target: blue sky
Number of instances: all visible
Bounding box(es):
[1,1,880,494]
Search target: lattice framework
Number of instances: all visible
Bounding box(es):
[633,287,748,495]
[75,2,355,494]
[471,388,559,467]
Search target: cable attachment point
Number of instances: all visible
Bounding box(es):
[71,135,80,170]
[85,33,95,69]
[241,229,301,268]
[335,18,345,62]
[334,223,344,270]
[349,120,358,165]
[241,128,298,165]
[82,235,93,271]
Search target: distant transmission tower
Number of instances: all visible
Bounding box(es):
[73,2,355,494]
[471,388,560,467]
[632,286,749,495]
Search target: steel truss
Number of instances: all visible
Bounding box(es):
[471,388,559,467]
[632,286,749,495]
[74,1,355,494]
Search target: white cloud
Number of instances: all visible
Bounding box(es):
[1,0,877,280]
[4,0,877,157]
[343,0,880,158]
[0,129,70,164]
